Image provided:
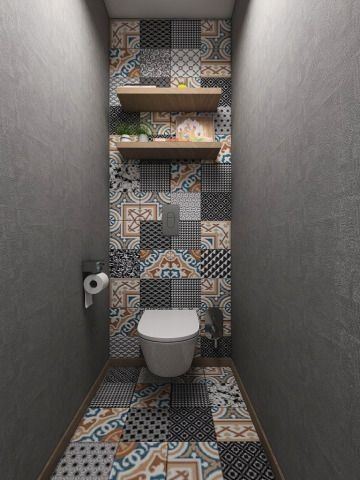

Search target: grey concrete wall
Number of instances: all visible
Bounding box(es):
[232,1,360,479]
[0,1,109,477]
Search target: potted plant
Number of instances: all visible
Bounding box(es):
[115,123,134,142]
[136,124,153,142]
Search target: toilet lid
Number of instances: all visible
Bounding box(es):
[138,310,199,342]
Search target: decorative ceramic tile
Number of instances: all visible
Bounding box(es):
[110,191,142,223]
[201,250,231,278]
[109,308,143,337]
[167,442,223,480]
[171,192,201,220]
[140,49,171,77]
[201,221,231,249]
[201,77,231,106]
[110,336,141,358]
[171,279,201,308]
[103,367,140,383]
[138,367,206,384]
[111,20,140,49]
[109,152,140,192]
[140,249,201,279]
[140,163,171,192]
[140,221,171,249]
[140,20,171,48]
[109,248,140,278]
[110,279,140,309]
[171,20,201,48]
[140,111,172,137]
[201,278,231,310]
[51,442,116,479]
[171,163,201,193]
[171,384,210,407]
[211,404,250,423]
[168,407,216,441]
[131,384,171,408]
[139,192,171,221]
[72,407,129,443]
[140,279,171,309]
[140,76,171,87]
[110,442,167,480]
[171,49,201,79]
[207,381,245,408]
[122,408,169,441]
[172,221,201,249]
[218,442,275,480]
[202,164,231,192]
[110,48,141,82]
[90,384,135,408]
[201,193,231,220]
[214,106,232,135]
[201,20,231,78]
[171,76,201,88]
[214,134,232,164]
[109,104,140,134]
[110,221,140,250]
[204,367,237,387]
[200,336,232,358]
[215,418,258,442]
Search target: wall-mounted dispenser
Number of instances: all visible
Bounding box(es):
[204,307,223,348]
[82,260,108,309]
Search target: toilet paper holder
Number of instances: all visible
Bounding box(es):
[82,260,105,275]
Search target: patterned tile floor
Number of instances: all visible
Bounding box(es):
[52,366,275,479]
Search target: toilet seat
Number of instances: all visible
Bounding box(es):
[138,309,199,342]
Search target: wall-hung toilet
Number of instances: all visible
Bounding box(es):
[138,309,199,377]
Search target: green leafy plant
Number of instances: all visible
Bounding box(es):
[115,122,137,136]
[135,123,153,137]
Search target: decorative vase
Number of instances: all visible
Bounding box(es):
[139,134,149,143]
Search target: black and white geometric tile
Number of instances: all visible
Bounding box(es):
[122,407,169,441]
[171,279,201,308]
[201,336,232,357]
[103,367,140,384]
[109,248,140,278]
[201,77,232,106]
[140,221,171,249]
[206,380,245,407]
[110,336,141,358]
[171,384,210,407]
[140,279,171,309]
[140,49,171,77]
[171,20,201,48]
[140,20,171,48]
[171,192,201,220]
[140,163,171,192]
[168,407,216,441]
[218,442,275,480]
[201,249,231,278]
[109,153,140,192]
[89,383,135,408]
[201,193,231,221]
[140,76,171,87]
[214,106,232,135]
[171,221,201,249]
[51,443,117,480]
[171,49,201,79]
[109,107,140,135]
[202,165,231,192]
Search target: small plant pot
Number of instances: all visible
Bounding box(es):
[138,134,149,143]
[130,135,139,142]
[120,134,132,142]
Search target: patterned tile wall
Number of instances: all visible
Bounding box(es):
[109,19,232,358]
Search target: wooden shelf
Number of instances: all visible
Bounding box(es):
[116,87,222,112]
[116,141,221,160]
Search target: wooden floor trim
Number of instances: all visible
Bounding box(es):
[37,359,111,480]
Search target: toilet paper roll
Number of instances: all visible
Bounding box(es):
[83,272,109,308]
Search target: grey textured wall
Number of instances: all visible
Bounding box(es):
[232,1,360,479]
[0,1,109,478]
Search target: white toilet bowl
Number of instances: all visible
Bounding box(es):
[138,309,199,377]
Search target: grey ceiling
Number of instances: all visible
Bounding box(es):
[104,0,236,19]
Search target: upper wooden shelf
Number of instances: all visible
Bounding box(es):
[116,141,221,160]
[116,87,222,112]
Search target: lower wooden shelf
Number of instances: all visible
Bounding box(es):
[116,141,221,160]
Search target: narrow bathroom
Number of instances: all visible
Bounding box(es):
[1,1,359,479]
